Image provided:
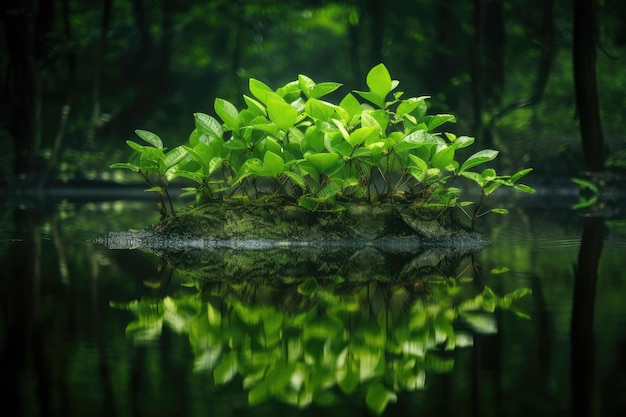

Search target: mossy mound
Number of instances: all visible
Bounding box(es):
[154,200,480,242]
[97,201,490,283]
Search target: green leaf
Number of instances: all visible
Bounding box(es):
[183,145,209,176]
[431,145,455,169]
[164,145,188,169]
[409,154,429,181]
[339,93,362,119]
[351,147,372,158]
[267,96,299,130]
[298,196,321,211]
[460,171,485,187]
[423,114,456,131]
[138,146,165,171]
[317,180,341,200]
[331,119,350,142]
[163,146,190,180]
[135,129,163,149]
[208,157,223,176]
[454,135,475,149]
[311,82,342,99]
[514,183,535,194]
[484,181,503,195]
[348,125,379,148]
[243,95,267,117]
[194,113,223,139]
[366,63,392,101]
[275,80,301,102]
[367,109,389,132]
[298,74,316,98]
[188,129,209,147]
[459,149,499,173]
[249,78,274,105]
[355,90,384,109]
[214,98,239,131]
[110,162,139,171]
[400,129,444,145]
[360,111,381,131]
[396,97,422,118]
[305,98,336,122]
[125,139,145,153]
[223,138,247,150]
[283,171,306,189]
[490,208,509,215]
[481,168,497,182]
[510,167,533,183]
[305,152,341,175]
[264,151,284,178]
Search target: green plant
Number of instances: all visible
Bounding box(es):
[112,64,534,220]
[110,130,188,217]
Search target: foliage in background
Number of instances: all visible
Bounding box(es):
[2,0,625,182]
[112,64,534,221]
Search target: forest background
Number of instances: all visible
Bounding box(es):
[1,0,625,188]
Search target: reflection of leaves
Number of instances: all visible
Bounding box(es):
[458,286,532,332]
[336,348,360,394]
[366,382,397,416]
[459,312,498,334]
[112,267,531,414]
[213,352,237,384]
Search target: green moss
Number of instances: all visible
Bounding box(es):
[155,200,473,241]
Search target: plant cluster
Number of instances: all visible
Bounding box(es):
[112,64,534,223]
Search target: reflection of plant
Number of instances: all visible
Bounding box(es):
[571,177,599,210]
[112,64,534,217]
[111,268,530,415]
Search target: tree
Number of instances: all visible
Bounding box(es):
[1,0,37,177]
[573,0,604,172]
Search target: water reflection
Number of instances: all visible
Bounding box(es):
[2,196,626,416]
[570,217,604,417]
[110,254,530,415]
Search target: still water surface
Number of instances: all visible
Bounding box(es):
[1,190,625,417]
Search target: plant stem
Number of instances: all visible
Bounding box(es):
[471,191,488,228]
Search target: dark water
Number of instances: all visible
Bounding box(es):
[1,189,625,417]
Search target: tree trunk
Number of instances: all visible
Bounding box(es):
[488,0,555,129]
[43,0,76,183]
[87,0,113,143]
[1,0,37,177]
[471,0,505,144]
[573,0,604,172]
[132,0,152,59]
[368,0,384,65]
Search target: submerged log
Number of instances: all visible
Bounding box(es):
[96,201,490,283]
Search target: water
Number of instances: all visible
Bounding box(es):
[1,189,625,417]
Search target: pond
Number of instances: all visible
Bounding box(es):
[1,186,625,417]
